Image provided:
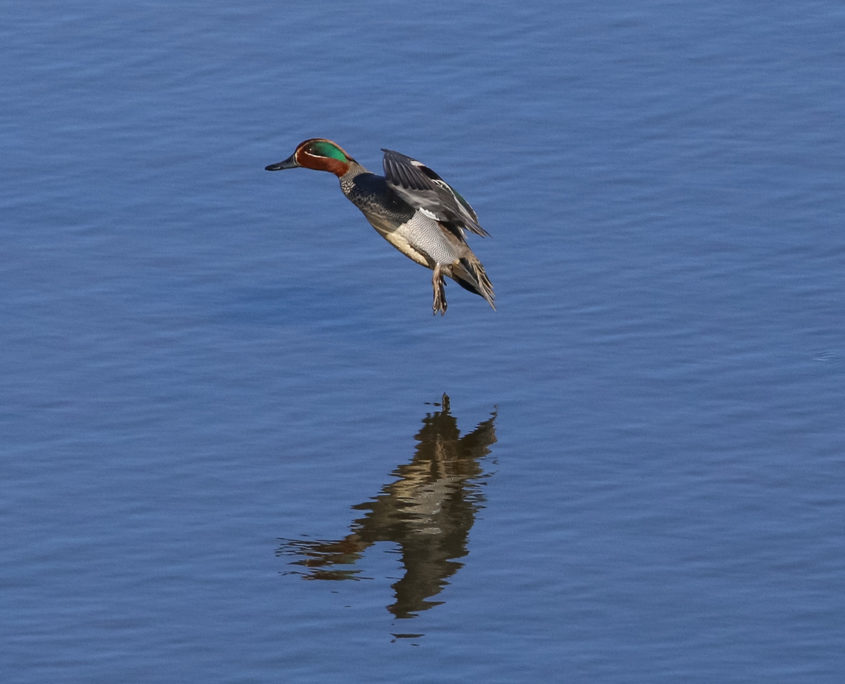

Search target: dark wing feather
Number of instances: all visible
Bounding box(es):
[382,148,489,237]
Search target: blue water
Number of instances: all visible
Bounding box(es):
[3,1,845,682]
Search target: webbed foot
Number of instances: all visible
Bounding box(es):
[431,264,447,315]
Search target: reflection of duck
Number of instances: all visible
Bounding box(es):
[265,139,495,314]
[278,394,497,619]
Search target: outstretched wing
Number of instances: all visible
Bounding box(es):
[382,148,489,237]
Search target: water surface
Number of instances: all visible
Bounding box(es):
[3,1,845,682]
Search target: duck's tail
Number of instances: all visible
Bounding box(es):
[450,254,496,311]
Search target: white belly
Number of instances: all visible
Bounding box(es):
[368,211,461,267]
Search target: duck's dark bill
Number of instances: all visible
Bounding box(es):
[265,156,298,171]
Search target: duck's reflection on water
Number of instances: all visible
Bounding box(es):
[277,394,497,619]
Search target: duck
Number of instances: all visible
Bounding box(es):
[265,138,494,315]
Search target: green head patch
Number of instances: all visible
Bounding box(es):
[306,140,349,162]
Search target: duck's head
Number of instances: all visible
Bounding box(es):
[265,138,355,177]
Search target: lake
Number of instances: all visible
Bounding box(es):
[2,1,844,682]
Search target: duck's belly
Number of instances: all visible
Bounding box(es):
[368,212,460,267]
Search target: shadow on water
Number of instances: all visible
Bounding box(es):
[277,394,497,627]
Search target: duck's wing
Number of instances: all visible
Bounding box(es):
[382,148,489,237]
